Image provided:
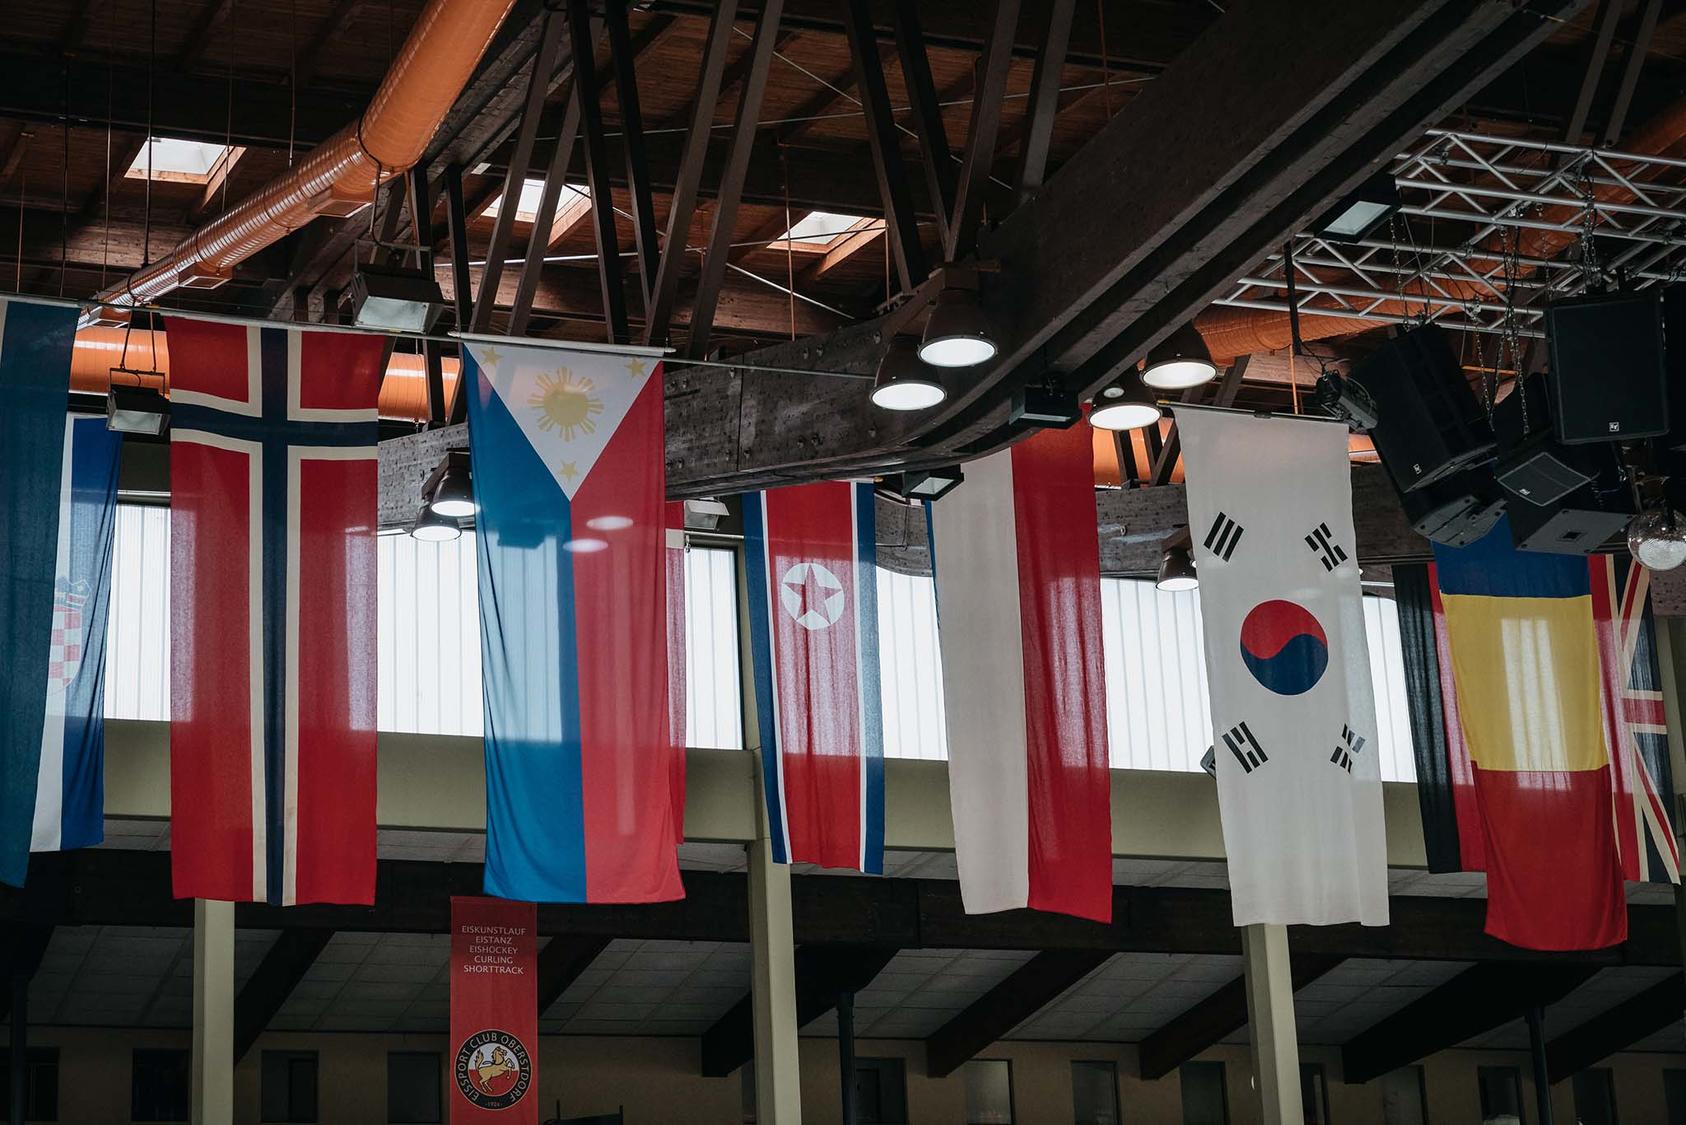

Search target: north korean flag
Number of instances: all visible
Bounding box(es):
[166,318,382,906]
[743,482,885,874]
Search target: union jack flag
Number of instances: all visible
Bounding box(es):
[1591,555,1680,885]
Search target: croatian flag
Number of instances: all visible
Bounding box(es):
[929,425,1113,922]
[166,318,382,906]
[465,341,683,904]
[1,299,120,888]
[743,481,885,874]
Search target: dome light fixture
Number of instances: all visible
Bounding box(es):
[871,336,946,411]
[1088,375,1162,432]
[1142,322,1218,391]
[425,449,475,519]
[411,503,461,543]
[1156,545,1198,592]
[918,287,997,368]
[1628,507,1686,572]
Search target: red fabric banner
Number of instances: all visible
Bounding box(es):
[450,897,538,1125]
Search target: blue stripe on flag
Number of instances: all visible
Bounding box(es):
[741,493,790,863]
[259,327,291,905]
[1434,515,1589,599]
[468,356,590,902]
[0,299,78,888]
[853,483,886,875]
[41,417,121,852]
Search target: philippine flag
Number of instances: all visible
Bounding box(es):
[742,481,885,874]
[465,341,683,904]
[929,424,1113,922]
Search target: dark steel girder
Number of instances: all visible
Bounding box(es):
[661,0,1587,497]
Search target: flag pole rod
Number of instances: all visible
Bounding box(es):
[1165,400,1351,426]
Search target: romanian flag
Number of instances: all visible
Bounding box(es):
[1397,517,1679,951]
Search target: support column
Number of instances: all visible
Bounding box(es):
[747,838,802,1124]
[837,990,858,1125]
[1241,924,1303,1125]
[8,971,26,1125]
[1526,1006,1556,1125]
[192,899,235,1125]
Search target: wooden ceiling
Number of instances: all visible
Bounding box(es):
[2,0,1685,361]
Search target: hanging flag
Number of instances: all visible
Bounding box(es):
[1176,409,1388,927]
[929,425,1112,922]
[742,481,885,874]
[2,300,120,887]
[31,416,122,858]
[166,317,382,906]
[665,500,687,849]
[465,342,682,904]
[1396,524,1667,950]
[450,897,538,1125]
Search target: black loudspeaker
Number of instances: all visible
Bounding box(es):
[1348,325,1495,494]
[1547,290,1668,444]
[1509,485,1633,554]
[1399,469,1507,547]
[1666,283,1686,450]
[1491,377,1594,507]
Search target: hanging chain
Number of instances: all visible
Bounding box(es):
[1499,223,1525,429]
[1576,162,1600,292]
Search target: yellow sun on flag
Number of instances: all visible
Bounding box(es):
[528,368,603,441]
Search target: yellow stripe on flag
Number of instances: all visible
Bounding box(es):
[1439,592,1610,773]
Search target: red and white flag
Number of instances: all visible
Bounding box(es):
[929,425,1113,921]
[167,318,381,905]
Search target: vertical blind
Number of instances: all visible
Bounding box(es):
[103,505,1418,779]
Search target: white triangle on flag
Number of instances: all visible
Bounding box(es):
[467,342,656,500]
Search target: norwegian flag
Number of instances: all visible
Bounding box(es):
[166,318,382,906]
[1591,555,1680,885]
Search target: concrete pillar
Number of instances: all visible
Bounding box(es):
[192,899,235,1125]
[747,836,802,1124]
[1242,923,1303,1125]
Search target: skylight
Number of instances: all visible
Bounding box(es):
[124,138,238,184]
[481,178,591,224]
[771,210,873,252]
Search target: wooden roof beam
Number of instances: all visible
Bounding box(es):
[233,928,335,1064]
[1341,963,1599,1085]
[700,945,898,1077]
[925,951,1110,1078]
[1138,954,1344,1080]
[1545,972,1685,1083]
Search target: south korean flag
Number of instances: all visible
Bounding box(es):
[1176,408,1388,927]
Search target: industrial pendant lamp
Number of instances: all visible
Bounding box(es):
[1156,545,1198,591]
[426,450,475,518]
[918,287,998,368]
[1088,374,1162,432]
[871,336,946,411]
[1142,323,1218,390]
[411,503,461,542]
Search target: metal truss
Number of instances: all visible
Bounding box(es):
[1214,128,1686,340]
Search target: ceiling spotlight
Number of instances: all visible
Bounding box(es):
[876,467,965,505]
[1088,375,1162,432]
[106,383,171,436]
[1628,508,1686,572]
[683,497,730,531]
[352,263,444,334]
[411,503,461,542]
[1142,323,1217,391]
[918,287,997,368]
[422,450,474,518]
[1316,171,1401,244]
[1156,545,1198,592]
[871,336,946,411]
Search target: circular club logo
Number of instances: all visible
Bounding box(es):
[455,1030,531,1111]
[1239,599,1329,696]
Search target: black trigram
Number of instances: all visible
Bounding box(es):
[1221,721,1268,774]
[1304,521,1348,572]
[1330,724,1367,772]
[1204,511,1245,561]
